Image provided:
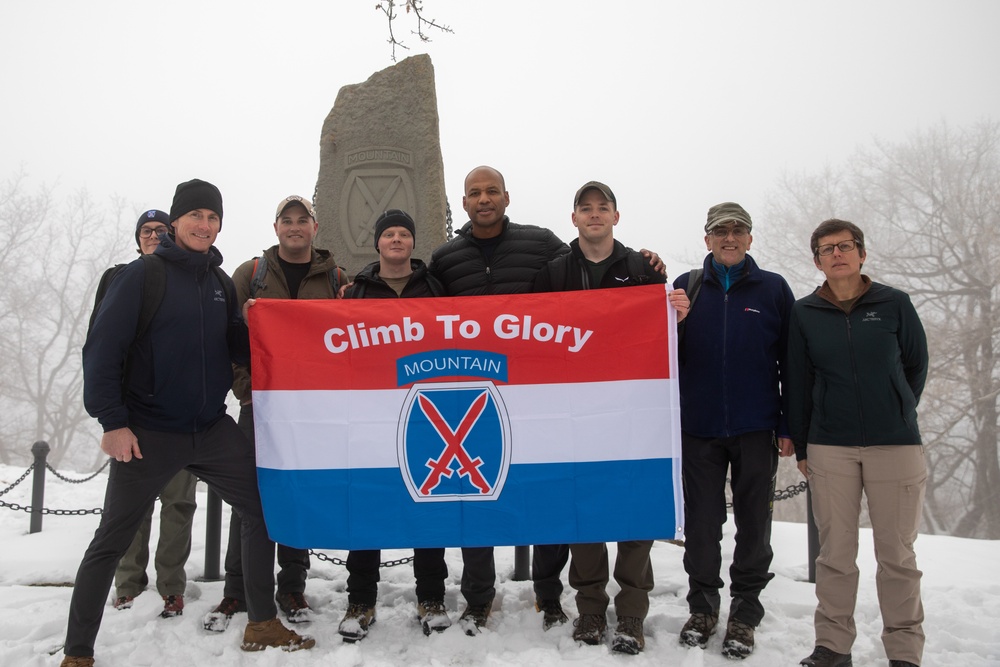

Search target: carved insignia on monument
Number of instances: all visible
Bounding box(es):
[341,147,416,250]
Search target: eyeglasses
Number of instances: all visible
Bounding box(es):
[710,226,749,239]
[139,226,169,239]
[816,239,860,256]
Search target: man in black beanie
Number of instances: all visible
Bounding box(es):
[63,180,315,667]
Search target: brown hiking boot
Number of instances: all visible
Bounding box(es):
[680,611,719,648]
[241,617,316,652]
[160,594,184,618]
[60,657,95,667]
[276,591,313,623]
[112,595,135,610]
[572,613,608,645]
[611,616,645,655]
[203,596,247,632]
[721,618,755,659]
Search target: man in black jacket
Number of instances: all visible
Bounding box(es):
[429,167,666,635]
[534,181,689,655]
[429,166,570,635]
[62,180,314,667]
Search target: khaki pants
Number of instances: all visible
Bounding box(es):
[114,470,197,598]
[807,444,926,665]
[568,541,653,619]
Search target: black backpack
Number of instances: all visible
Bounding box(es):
[88,254,234,345]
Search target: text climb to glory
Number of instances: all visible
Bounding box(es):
[323,314,594,354]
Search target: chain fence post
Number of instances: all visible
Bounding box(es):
[512,545,530,581]
[806,483,819,583]
[30,441,50,534]
[203,487,223,580]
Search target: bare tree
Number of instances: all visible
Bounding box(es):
[0,176,132,468]
[376,0,453,61]
[756,120,1000,538]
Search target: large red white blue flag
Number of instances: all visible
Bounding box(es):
[249,285,683,550]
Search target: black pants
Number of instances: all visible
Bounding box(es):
[460,547,495,606]
[532,544,569,601]
[222,404,309,600]
[681,430,778,627]
[346,548,448,606]
[65,416,276,658]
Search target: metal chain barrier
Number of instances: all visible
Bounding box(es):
[309,549,415,569]
[0,464,34,497]
[45,458,111,483]
[0,499,103,516]
[726,480,808,509]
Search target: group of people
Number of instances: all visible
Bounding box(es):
[61,165,928,667]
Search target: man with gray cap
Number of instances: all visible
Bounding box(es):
[108,209,198,619]
[63,179,315,667]
[671,203,795,660]
[202,194,346,632]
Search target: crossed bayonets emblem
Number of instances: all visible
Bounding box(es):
[416,390,492,496]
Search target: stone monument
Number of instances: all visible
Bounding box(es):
[314,54,448,275]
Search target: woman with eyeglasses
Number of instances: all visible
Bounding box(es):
[788,219,928,667]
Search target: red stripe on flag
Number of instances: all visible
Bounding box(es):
[249,285,672,391]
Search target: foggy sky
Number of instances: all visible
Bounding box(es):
[2,0,998,278]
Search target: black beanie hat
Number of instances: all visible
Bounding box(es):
[134,209,170,247]
[169,179,223,228]
[373,209,416,251]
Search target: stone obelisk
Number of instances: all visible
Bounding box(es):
[314,54,448,275]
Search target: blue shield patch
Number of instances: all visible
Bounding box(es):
[398,382,511,502]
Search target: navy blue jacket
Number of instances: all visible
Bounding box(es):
[83,236,248,433]
[673,253,794,439]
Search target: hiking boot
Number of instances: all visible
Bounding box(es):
[572,613,607,645]
[888,662,919,667]
[417,598,452,635]
[241,617,316,652]
[276,591,313,624]
[60,657,95,667]
[721,618,754,659]
[202,596,247,633]
[458,598,493,636]
[800,646,854,667]
[338,603,376,642]
[680,611,719,648]
[535,597,568,631]
[112,595,135,610]
[160,594,184,618]
[611,616,645,655]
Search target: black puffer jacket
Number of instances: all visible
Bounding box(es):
[344,259,444,299]
[429,217,568,295]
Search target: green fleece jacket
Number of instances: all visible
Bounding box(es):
[787,277,928,460]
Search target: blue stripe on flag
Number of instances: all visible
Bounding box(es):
[257,459,676,550]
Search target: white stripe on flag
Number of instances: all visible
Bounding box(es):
[253,378,678,471]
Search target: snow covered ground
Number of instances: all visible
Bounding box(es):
[1,462,997,666]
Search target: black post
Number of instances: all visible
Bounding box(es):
[30,441,50,534]
[512,545,530,581]
[806,483,819,583]
[203,487,223,581]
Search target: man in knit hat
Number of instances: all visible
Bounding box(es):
[110,209,199,619]
[204,194,346,632]
[671,202,795,660]
[63,179,315,667]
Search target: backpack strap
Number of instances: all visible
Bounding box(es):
[677,268,703,346]
[88,264,126,335]
[249,256,267,298]
[136,254,167,341]
[626,251,649,285]
[685,268,704,310]
[329,266,349,297]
